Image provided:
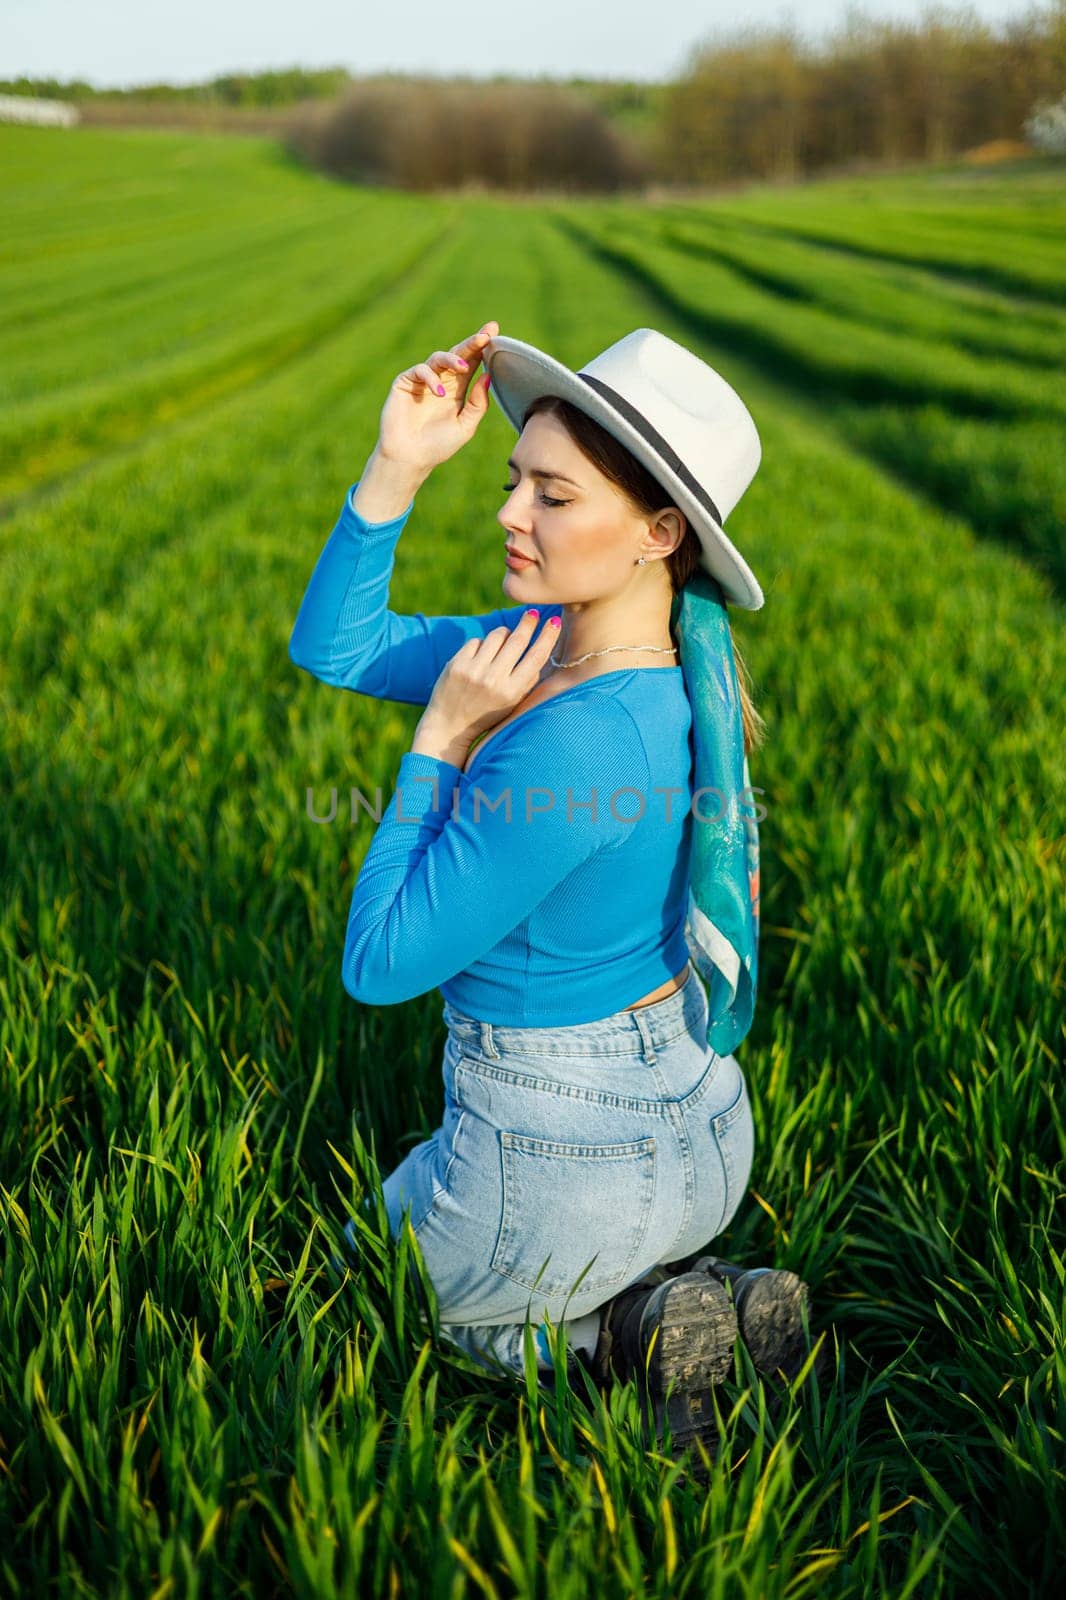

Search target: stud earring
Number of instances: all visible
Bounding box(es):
[636,556,647,566]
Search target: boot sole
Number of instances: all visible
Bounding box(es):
[735,1271,812,1382]
[639,1273,737,1456]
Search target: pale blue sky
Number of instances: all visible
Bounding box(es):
[1,0,1041,87]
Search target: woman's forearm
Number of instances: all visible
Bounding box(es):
[351,445,431,524]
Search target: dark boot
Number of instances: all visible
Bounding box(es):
[577,1265,670,1388]
[577,1268,737,1463]
[691,1256,815,1383]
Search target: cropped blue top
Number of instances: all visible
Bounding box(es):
[288,482,696,1025]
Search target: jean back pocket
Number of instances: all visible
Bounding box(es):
[490,1130,657,1300]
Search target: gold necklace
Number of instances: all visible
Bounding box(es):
[549,642,678,669]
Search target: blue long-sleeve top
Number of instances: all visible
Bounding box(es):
[289,481,696,1025]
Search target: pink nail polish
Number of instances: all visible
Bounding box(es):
[437,385,446,396]
[525,608,540,619]
[549,617,562,628]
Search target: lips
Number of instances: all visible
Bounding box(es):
[505,547,535,563]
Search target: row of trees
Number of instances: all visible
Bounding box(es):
[0,67,351,107]
[658,1,1066,183]
[288,3,1065,194]
[4,2,1064,190]
[286,80,647,195]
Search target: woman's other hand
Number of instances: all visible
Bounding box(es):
[377,320,498,476]
[411,610,562,765]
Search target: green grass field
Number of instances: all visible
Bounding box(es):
[1,123,1063,1596]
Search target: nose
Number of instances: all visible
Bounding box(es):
[498,487,532,535]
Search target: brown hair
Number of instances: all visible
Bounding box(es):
[523,394,767,759]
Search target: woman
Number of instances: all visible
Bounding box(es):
[290,319,812,1459]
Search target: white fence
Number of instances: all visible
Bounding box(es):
[0,95,80,127]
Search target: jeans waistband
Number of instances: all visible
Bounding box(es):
[442,962,708,1064]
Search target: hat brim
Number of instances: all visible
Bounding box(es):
[483,333,764,611]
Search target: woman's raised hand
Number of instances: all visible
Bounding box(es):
[377,321,499,474]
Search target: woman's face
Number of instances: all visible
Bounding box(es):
[496,411,679,601]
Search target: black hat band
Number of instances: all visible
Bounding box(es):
[577,372,725,529]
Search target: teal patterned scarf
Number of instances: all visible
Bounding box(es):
[671,569,761,1057]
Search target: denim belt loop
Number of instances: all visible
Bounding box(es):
[478,1019,500,1059]
[630,1008,658,1068]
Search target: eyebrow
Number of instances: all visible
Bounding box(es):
[506,457,582,488]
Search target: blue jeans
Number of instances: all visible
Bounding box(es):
[345,965,754,1383]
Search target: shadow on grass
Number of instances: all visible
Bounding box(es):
[552,213,1065,602]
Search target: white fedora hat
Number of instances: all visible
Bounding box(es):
[483,327,765,610]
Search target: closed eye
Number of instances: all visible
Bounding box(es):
[501,482,570,507]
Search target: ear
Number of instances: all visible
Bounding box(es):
[652,507,687,558]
